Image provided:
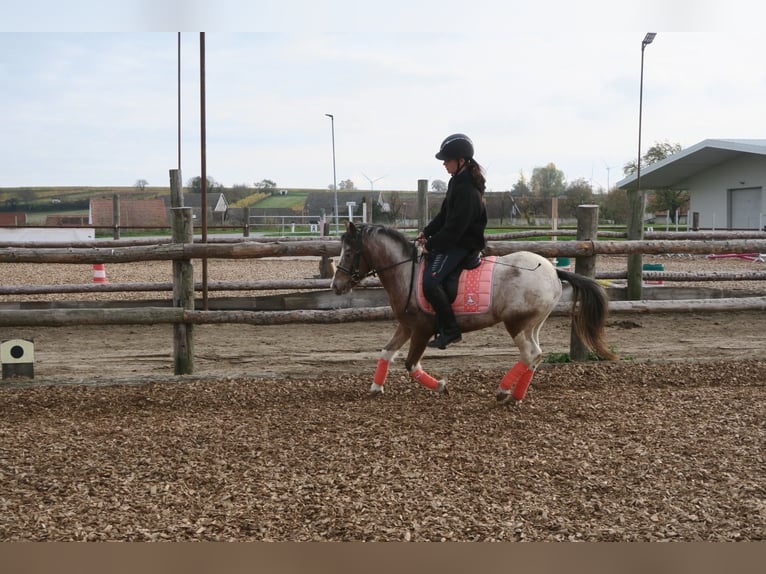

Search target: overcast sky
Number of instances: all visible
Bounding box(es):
[2,1,765,192]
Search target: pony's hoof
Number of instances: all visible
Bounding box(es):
[369,383,384,399]
[495,391,519,407]
[436,380,449,395]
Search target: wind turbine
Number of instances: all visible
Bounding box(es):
[362,172,386,190]
[362,173,386,223]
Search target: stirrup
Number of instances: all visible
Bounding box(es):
[427,331,462,350]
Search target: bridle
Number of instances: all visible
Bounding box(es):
[336,230,420,310]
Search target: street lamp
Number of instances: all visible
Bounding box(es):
[325,113,339,234]
[627,32,656,300]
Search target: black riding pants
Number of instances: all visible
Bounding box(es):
[422,247,470,332]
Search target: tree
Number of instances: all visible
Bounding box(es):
[530,163,566,198]
[254,179,277,189]
[339,179,356,190]
[623,140,687,223]
[431,179,447,193]
[623,140,682,176]
[600,188,630,224]
[561,178,594,218]
[188,176,223,194]
[380,191,405,223]
[511,171,531,196]
[134,179,148,190]
[647,189,690,223]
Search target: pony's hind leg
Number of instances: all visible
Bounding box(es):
[496,321,545,406]
[370,323,412,397]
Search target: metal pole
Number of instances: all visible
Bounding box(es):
[200,32,208,309]
[627,32,656,300]
[177,33,182,175]
[325,113,339,234]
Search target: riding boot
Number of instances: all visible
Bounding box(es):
[426,286,462,349]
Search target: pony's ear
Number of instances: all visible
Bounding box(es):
[346,221,357,235]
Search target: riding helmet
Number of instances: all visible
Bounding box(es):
[435,133,474,160]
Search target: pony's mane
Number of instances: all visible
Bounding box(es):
[359,224,412,255]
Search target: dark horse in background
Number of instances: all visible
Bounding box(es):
[331,223,617,405]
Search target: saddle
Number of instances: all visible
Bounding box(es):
[417,255,497,315]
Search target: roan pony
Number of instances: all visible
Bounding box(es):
[331,222,616,404]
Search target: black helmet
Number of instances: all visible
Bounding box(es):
[435,133,474,160]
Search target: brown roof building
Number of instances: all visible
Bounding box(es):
[0,212,27,225]
[89,198,169,229]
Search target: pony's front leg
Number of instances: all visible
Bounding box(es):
[370,323,412,397]
[405,332,448,395]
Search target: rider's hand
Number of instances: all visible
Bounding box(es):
[416,232,428,254]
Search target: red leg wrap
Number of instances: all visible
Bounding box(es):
[512,369,535,401]
[373,358,390,386]
[500,361,530,391]
[411,368,439,390]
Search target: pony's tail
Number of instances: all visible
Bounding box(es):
[556,269,618,361]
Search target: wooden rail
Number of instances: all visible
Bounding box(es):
[2,297,766,328]
[2,213,765,377]
[3,238,766,264]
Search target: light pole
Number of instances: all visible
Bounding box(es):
[627,32,656,300]
[325,113,339,234]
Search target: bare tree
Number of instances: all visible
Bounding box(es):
[431,179,447,193]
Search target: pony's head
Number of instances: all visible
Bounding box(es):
[331,221,372,294]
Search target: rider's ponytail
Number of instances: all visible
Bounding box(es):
[467,158,486,195]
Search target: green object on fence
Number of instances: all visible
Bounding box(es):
[556,257,571,267]
[642,263,664,285]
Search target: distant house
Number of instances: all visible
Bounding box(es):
[617,139,766,230]
[0,212,26,226]
[45,215,90,226]
[178,192,231,224]
[89,198,169,229]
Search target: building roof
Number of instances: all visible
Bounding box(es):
[0,212,26,225]
[89,198,169,227]
[180,192,229,209]
[617,139,766,191]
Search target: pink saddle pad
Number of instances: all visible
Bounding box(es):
[417,256,497,315]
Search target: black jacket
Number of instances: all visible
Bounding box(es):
[423,168,487,253]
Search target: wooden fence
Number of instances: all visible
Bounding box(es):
[2,207,766,374]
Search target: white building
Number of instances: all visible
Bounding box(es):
[617,139,766,230]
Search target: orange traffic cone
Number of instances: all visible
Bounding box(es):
[92,263,108,283]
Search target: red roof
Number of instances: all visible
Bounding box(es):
[0,212,27,225]
[90,199,168,228]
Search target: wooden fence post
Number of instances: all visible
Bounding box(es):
[570,204,600,362]
[243,207,250,237]
[169,169,184,208]
[172,207,194,374]
[112,195,120,240]
[417,179,428,232]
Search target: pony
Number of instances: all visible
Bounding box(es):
[331,222,617,404]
